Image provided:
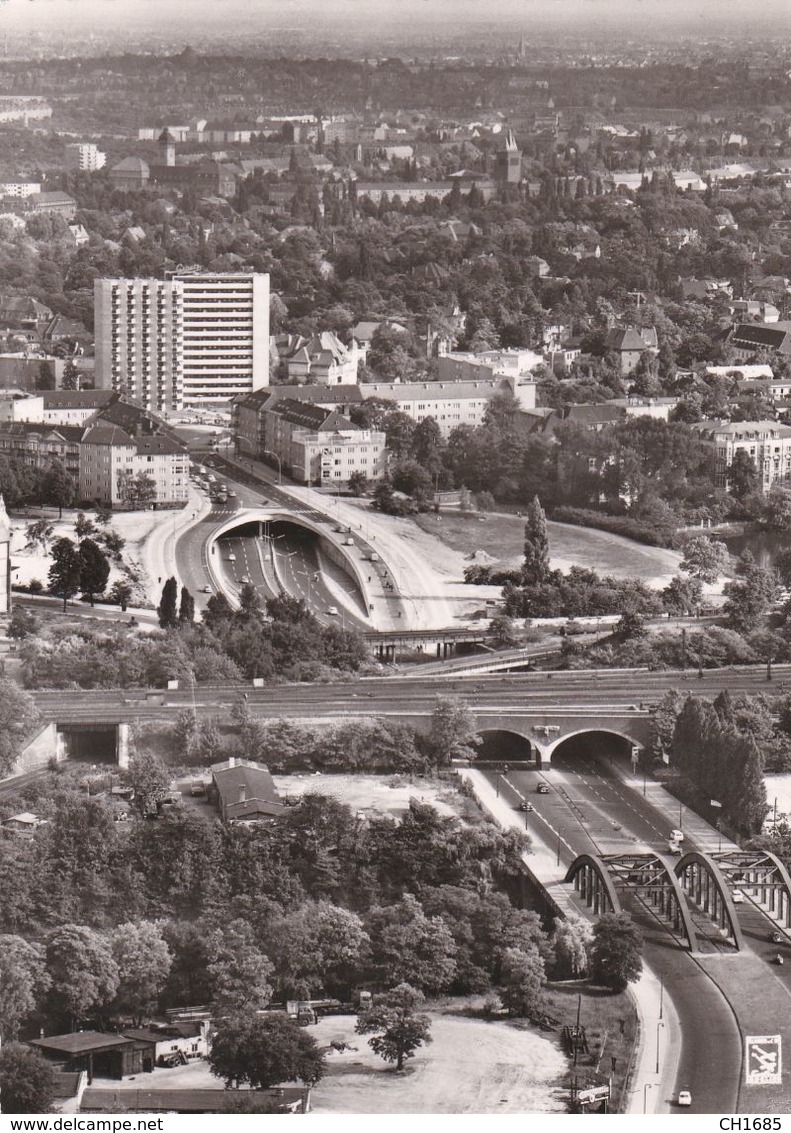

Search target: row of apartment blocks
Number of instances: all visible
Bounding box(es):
[235,371,532,486]
[0,391,188,509]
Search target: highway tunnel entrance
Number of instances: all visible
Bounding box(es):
[476,729,536,764]
[550,729,636,769]
[217,516,368,619]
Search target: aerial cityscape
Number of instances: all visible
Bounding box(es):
[3,0,791,1119]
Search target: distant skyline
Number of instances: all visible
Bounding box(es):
[1,0,789,31]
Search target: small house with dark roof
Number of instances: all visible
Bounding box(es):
[29,1032,142,1082]
[209,757,285,823]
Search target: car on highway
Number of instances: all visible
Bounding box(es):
[670,828,684,842]
[227,553,236,562]
[770,930,784,944]
[201,585,212,594]
[327,606,339,616]
[536,782,550,794]
[667,840,682,855]
[519,801,534,812]
[677,1089,692,1107]
[732,889,745,904]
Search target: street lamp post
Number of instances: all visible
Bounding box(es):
[261,449,282,485]
[643,1083,654,1113]
[655,1020,665,1075]
[659,973,664,1020]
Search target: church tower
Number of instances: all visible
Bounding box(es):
[494,129,522,184]
[158,128,176,168]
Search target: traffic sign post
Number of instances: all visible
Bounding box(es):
[745,1035,782,1085]
[578,1085,610,1106]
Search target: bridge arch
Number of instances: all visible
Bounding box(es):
[476,728,536,764]
[564,853,622,916]
[711,849,791,929]
[675,851,746,950]
[598,853,698,950]
[545,727,642,766]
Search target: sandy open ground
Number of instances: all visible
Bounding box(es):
[9,507,165,601]
[93,1012,568,1115]
[311,1013,568,1114]
[274,772,463,819]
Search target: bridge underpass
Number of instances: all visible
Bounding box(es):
[56,723,130,767]
[476,728,537,764]
[549,729,639,770]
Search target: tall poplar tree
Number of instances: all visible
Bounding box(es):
[522,495,551,585]
[157,576,179,629]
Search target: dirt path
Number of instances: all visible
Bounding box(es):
[312,1013,568,1114]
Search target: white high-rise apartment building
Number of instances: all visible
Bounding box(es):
[65,143,106,171]
[94,272,270,410]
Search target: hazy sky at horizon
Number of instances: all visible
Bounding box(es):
[1,0,789,31]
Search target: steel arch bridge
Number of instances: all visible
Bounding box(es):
[565,852,698,950]
[674,851,745,950]
[704,849,791,930]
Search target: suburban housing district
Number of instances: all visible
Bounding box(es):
[5,9,791,1120]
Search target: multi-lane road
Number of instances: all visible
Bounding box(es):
[177,461,377,628]
[495,747,791,1114]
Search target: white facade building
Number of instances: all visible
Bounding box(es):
[0,181,40,198]
[65,143,106,171]
[94,272,270,410]
[701,420,791,492]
